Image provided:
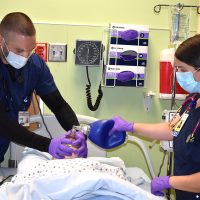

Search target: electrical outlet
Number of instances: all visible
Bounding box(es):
[35,42,48,61]
[48,43,67,62]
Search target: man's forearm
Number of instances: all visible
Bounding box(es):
[41,89,79,131]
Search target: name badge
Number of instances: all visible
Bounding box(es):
[18,111,30,127]
[173,112,189,136]
[170,113,181,130]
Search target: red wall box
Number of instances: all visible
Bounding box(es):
[35,43,48,62]
[159,48,188,100]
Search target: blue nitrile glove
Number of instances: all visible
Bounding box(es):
[151,176,171,196]
[48,133,74,159]
[109,116,134,135]
[71,131,88,158]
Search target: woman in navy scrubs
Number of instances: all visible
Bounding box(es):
[0,12,87,162]
[109,34,200,199]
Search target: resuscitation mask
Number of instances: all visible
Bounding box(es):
[72,119,127,149]
[176,71,200,93]
[1,38,29,69]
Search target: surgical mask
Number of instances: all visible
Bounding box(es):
[1,38,29,69]
[176,71,200,93]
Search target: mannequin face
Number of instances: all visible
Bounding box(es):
[52,135,80,160]
[64,138,79,159]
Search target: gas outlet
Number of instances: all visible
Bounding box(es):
[48,43,67,62]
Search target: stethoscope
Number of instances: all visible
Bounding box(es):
[171,93,200,143]
[186,118,200,143]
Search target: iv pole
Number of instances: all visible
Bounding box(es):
[168,4,186,199]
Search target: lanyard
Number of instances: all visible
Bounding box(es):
[176,93,200,143]
[182,93,197,112]
[170,94,197,124]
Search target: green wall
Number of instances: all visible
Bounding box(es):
[0,0,198,178]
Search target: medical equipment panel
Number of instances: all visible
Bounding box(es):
[160,109,177,152]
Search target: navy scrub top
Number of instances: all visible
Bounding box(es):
[173,93,200,200]
[0,54,57,162]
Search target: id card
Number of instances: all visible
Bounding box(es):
[170,113,181,130]
[174,112,189,132]
[18,111,30,127]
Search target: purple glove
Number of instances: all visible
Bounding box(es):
[109,116,134,135]
[151,176,171,196]
[48,133,74,159]
[70,131,88,158]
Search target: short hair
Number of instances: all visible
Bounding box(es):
[0,12,36,38]
[175,34,200,69]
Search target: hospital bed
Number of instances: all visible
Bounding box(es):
[0,114,165,200]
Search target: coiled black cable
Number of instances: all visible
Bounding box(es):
[85,66,103,111]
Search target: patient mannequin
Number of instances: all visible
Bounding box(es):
[8,131,126,186]
[8,151,126,186]
[0,132,158,200]
[0,140,162,199]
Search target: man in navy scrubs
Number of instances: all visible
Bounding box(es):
[0,12,87,162]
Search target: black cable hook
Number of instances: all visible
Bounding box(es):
[154,3,200,14]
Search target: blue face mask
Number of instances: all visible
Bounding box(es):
[1,38,29,69]
[5,51,28,69]
[176,71,200,93]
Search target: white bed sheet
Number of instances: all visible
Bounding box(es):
[0,148,165,200]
